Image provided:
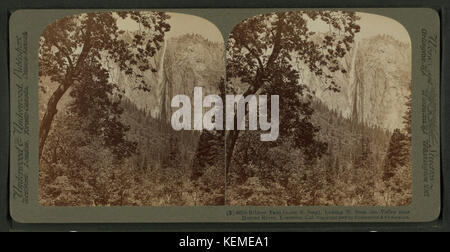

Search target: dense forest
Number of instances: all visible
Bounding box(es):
[226,99,411,206]
[38,11,412,206]
[39,86,411,206]
[39,93,224,206]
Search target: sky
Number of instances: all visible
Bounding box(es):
[116,12,224,43]
[355,12,411,43]
[116,11,410,45]
[306,11,411,44]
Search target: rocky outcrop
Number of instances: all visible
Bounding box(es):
[106,32,225,122]
[305,35,411,131]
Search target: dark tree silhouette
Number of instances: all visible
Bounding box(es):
[225,11,361,173]
[67,59,137,160]
[383,129,409,180]
[403,93,412,141]
[38,11,170,161]
[192,77,226,179]
[383,93,412,181]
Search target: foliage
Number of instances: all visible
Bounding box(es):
[68,58,136,160]
[38,11,170,161]
[224,11,360,173]
[227,100,411,206]
[381,95,412,205]
[39,11,412,207]
[39,11,169,86]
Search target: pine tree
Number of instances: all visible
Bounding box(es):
[191,130,224,180]
[403,94,412,142]
[191,78,226,180]
[334,156,340,175]
[162,132,181,169]
[383,129,408,180]
[381,95,412,205]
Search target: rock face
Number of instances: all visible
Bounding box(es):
[108,32,409,131]
[107,33,225,122]
[305,35,411,131]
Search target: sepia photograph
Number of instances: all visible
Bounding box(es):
[38,10,411,207]
[224,11,412,206]
[38,11,226,206]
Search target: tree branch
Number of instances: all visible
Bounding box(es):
[243,44,264,71]
[52,42,74,70]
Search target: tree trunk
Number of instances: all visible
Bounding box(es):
[39,33,92,162]
[225,130,240,178]
[222,23,282,170]
[38,81,72,162]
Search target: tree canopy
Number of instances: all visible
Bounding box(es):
[38,11,170,160]
[224,11,360,169]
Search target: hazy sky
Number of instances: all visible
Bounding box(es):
[116,11,410,45]
[116,12,224,43]
[306,11,411,44]
[355,12,411,43]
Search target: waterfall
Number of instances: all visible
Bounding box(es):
[349,41,359,92]
[350,39,367,134]
[350,41,362,128]
[157,40,168,121]
[157,39,176,126]
[158,40,167,86]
